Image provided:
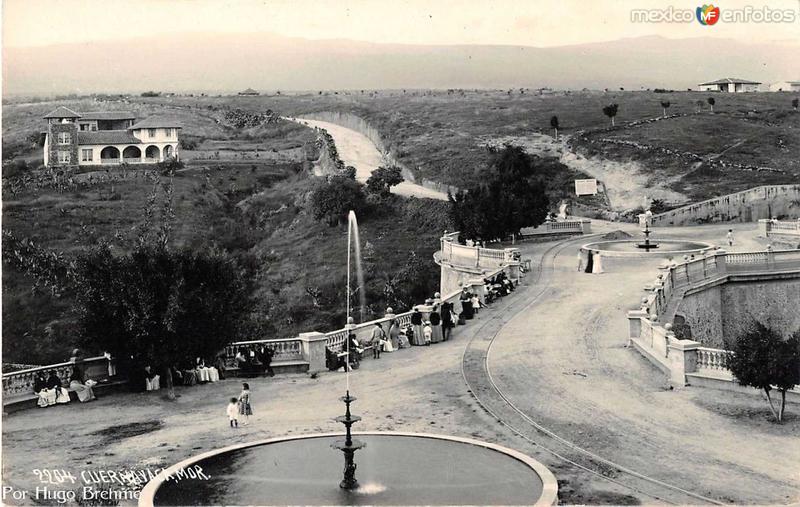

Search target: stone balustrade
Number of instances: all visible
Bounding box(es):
[224,338,305,367]
[629,247,800,392]
[2,356,115,399]
[759,218,800,238]
[519,219,591,237]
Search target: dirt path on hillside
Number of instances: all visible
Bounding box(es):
[487,224,800,504]
[290,118,448,201]
[483,134,687,211]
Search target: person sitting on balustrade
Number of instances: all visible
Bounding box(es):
[34,372,57,408]
[47,371,70,404]
[326,346,348,371]
[69,366,96,403]
[256,346,275,377]
[144,365,161,391]
[348,333,363,365]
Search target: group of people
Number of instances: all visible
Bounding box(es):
[225,382,253,428]
[33,365,96,408]
[578,249,604,274]
[482,272,515,304]
[234,345,275,376]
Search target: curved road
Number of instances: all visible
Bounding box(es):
[465,228,800,504]
[291,118,448,201]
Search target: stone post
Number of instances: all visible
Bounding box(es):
[580,219,592,234]
[714,248,727,275]
[627,309,648,345]
[758,219,770,238]
[298,331,328,374]
[667,339,701,387]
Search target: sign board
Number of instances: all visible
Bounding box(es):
[574,179,598,196]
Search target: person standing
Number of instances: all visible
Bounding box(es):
[423,321,433,345]
[441,302,454,341]
[429,305,443,343]
[226,397,239,428]
[410,307,425,346]
[388,320,401,350]
[592,250,604,274]
[370,323,385,359]
[584,250,594,273]
[727,229,734,247]
[238,382,253,425]
[577,250,585,272]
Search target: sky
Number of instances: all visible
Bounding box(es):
[3,0,800,49]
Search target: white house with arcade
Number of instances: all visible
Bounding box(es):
[42,106,181,168]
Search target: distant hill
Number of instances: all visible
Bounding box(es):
[3,33,798,95]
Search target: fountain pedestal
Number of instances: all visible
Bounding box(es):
[331,391,366,490]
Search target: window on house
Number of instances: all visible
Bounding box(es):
[58,151,71,164]
[58,132,72,144]
[81,149,93,162]
[91,124,98,131]
[166,128,173,137]
[148,128,156,138]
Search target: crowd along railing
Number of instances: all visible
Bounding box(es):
[2,355,114,399]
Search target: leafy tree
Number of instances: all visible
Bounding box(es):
[660,100,671,118]
[792,98,799,111]
[707,96,716,113]
[309,175,367,226]
[550,116,559,140]
[74,245,254,396]
[366,166,404,196]
[726,322,800,422]
[602,103,619,126]
[449,145,549,242]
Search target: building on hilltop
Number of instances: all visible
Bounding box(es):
[698,78,761,93]
[42,106,181,168]
[238,88,260,96]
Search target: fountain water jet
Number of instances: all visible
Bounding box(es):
[333,210,366,490]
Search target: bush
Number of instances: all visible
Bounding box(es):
[309,176,367,226]
[726,322,800,422]
[366,166,404,196]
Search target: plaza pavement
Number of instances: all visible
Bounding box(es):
[2,221,797,505]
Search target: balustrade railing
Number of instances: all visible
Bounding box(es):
[225,338,304,367]
[2,356,113,399]
[695,347,733,374]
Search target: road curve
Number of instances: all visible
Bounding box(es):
[290,118,448,201]
[464,236,800,504]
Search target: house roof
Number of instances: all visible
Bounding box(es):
[238,88,260,95]
[699,77,761,86]
[77,130,142,145]
[43,106,82,119]
[129,116,183,129]
[79,111,136,121]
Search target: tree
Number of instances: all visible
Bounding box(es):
[792,98,799,110]
[726,322,800,422]
[449,145,549,242]
[550,116,559,140]
[366,166,404,196]
[74,245,254,398]
[660,100,671,118]
[707,96,715,113]
[602,103,619,126]
[309,175,367,226]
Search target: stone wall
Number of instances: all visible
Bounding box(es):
[652,185,800,226]
[677,278,800,348]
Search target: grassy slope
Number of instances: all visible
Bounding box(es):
[2,99,447,365]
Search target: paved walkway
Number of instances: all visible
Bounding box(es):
[290,118,448,200]
[489,222,800,504]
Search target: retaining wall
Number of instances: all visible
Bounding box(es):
[652,185,800,226]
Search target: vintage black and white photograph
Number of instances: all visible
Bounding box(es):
[1,0,799,505]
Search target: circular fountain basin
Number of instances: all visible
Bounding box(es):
[140,432,558,506]
[581,239,714,258]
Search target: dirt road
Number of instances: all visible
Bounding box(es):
[291,118,449,201]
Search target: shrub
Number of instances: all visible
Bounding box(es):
[309,176,367,226]
[366,166,404,196]
[726,322,800,422]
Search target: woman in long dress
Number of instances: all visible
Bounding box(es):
[429,306,443,343]
[584,250,594,273]
[69,366,96,402]
[34,372,56,407]
[47,371,70,404]
[388,320,401,350]
[592,250,604,274]
[410,307,425,346]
